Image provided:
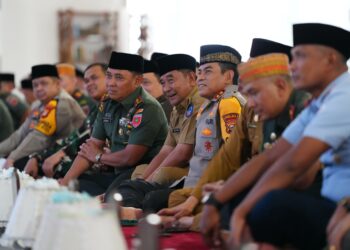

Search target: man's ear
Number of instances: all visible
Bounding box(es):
[224,69,234,84]
[135,74,144,85]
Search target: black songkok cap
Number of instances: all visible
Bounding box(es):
[143,59,159,74]
[0,73,15,82]
[31,64,59,80]
[108,52,144,73]
[156,54,196,76]
[200,44,241,65]
[250,38,292,61]
[21,78,33,89]
[150,52,168,61]
[293,23,350,59]
[75,68,84,78]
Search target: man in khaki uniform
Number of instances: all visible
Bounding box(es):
[0,64,86,169]
[159,39,310,234]
[0,73,29,129]
[0,99,14,142]
[104,54,204,204]
[59,52,168,196]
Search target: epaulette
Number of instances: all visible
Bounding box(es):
[98,93,109,112]
[73,90,83,99]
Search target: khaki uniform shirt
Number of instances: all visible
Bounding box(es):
[92,87,168,166]
[0,92,28,129]
[191,89,310,199]
[185,85,246,187]
[0,99,14,142]
[0,90,86,161]
[164,88,204,148]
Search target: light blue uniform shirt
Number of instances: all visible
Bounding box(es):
[283,72,350,202]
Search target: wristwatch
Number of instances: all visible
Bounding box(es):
[339,198,350,212]
[95,153,103,163]
[202,193,223,211]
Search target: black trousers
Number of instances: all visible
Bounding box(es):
[78,167,134,196]
[109,179,175,212]
[247,189,336,250]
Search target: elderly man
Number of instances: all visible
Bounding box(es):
[0,64,86,169]
[59,52,168,196]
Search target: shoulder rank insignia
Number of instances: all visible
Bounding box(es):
[98,93,109,112]
[35,99,58,136]
[185,103,194,118]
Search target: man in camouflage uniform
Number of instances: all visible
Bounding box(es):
[24,63,108,178]
[0,64,86,169]
[56,63,96,115]
[0,73,29,129]
[0,99,14,142]
[59,52,168,196]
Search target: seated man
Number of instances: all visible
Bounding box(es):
[104,53,204,208]
[160,38,311,232]
[0,64,86,169]
[24,63,107,178]
[114,45,246,217]
[217,23,350,250]
[59,52,168,196]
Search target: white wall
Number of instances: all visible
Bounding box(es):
[127,0,350,62]
[0,0,127,85]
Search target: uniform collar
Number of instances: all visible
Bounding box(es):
[119,86,142,109]
[156,94,168,104]
[175,87,198,112]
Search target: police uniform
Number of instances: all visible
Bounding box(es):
[0,99,14,142]
[0,64,86,167]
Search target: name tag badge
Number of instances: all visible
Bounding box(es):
[172,128,180,133]
[103,113,112,123]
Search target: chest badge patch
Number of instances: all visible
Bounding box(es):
[201,128,212,136]
[185,103,194,118]
[204,141,213,152]
[132,113,142,128]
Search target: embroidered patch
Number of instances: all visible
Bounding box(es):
[185,103,194,118]
[35,99,57,136]
[204,141,213,152]
[201,128,212,136]
[6,95,18,107]
[205,118,214,125]
[223,113,239,133]
[135,108,144,114]
[132,113,142,128]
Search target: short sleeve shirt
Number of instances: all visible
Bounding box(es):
[92,87,168,164]
[282,72,350,202]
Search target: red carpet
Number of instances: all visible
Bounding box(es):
[122,226,210,250]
